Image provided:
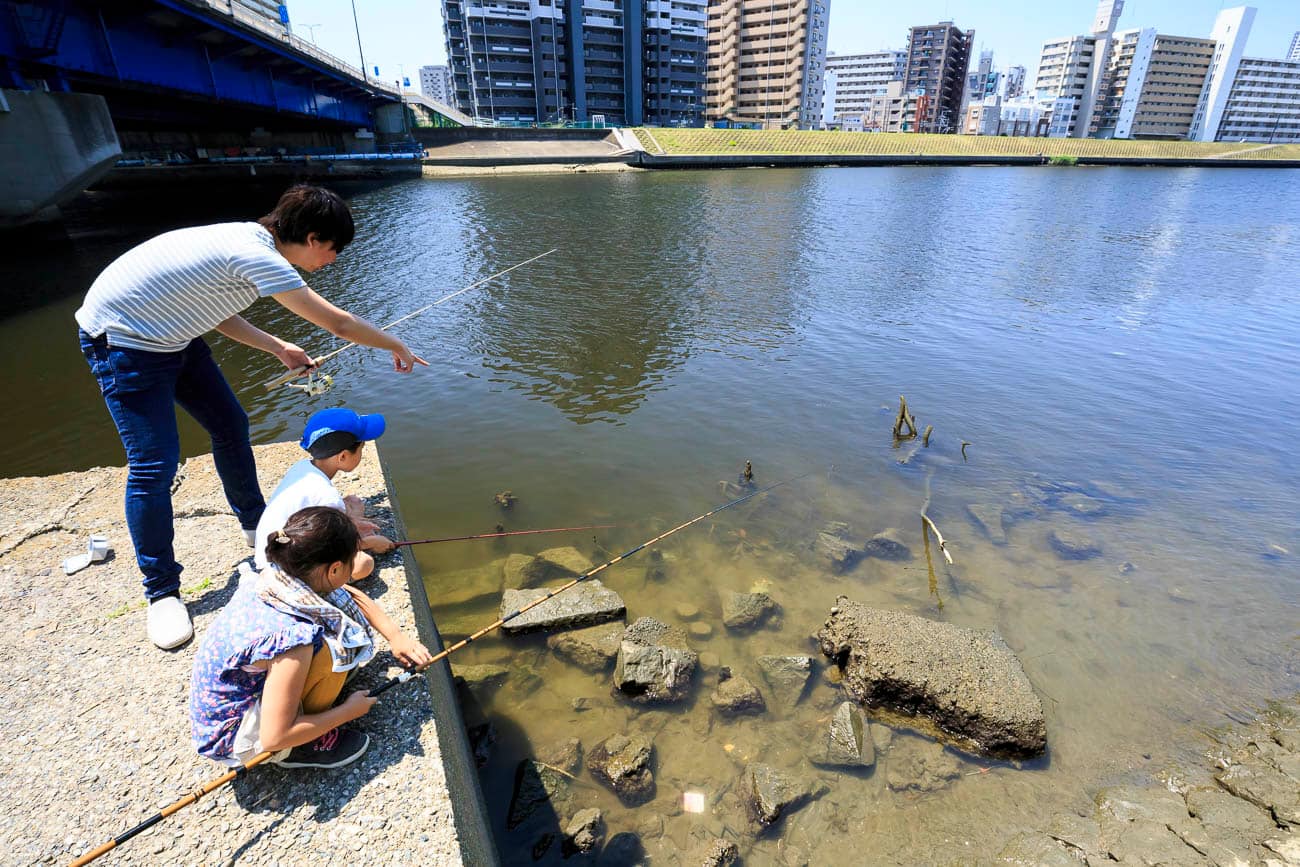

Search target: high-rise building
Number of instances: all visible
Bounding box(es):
[1033,0,1123,138]
[821,50,905,125]
[1092,28,1217,139]
[1289,31,1300,62]
[419,65,454,104]
[705,0,831,129]
[1189,7,1255,142]
[1003,65,1026,98]
[1211,55,1300,142]
[901,21,974,133]
[441,0,706,126]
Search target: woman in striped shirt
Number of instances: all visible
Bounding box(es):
[76,184,427,649]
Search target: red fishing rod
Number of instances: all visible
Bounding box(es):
[394,524,614,548]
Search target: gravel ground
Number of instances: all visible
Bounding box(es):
[0,442,464,866]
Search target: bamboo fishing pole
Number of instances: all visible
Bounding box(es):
[69,472,808,867]
[395,524,614,548]
[261,248,558,391]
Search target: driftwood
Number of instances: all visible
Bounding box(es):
[893,395,918,440]
[920,470,953,565]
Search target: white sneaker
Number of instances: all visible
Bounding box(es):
[243,528,257,549]
[147,595,194,649]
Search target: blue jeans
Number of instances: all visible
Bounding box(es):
[79,331,266,601]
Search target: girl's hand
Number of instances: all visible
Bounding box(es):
[340,690,377,720]
[274,341,315,371]
[391,342,430,374]
[364,533,394,554]
[391,634,433,668]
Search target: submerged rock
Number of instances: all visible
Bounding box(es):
[861,528,911,561]
[508,760,573,829]
[818,596,1047,759]
[503,553,549,589]
[547,622,625,672]
[562,808,604,856]
[589,733,655,806]
[697,837,739,867]
[1058,493,1107,518]
[756,655,813,711]
[537,736,583,776]
[1048,527,1102,560]
[434,561,506,607]
[612,617,698,704]
[807,702,874,769]
[886,738,960,794]
[966,504,1007,545]
[710,673,766,717]
[537,545,594,577]
[450,663,509,693]
[722,591,780,631]
[815,522,860,573]
[738,763,824,827]
[499,579,626,634]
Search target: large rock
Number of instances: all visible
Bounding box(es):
[710,672,766,716]
[500,579,626,634]
[503,553,550,588]
[861,528,911,561]
[756,655,813,711]
[815,522,859,573]
[818,597,1047,759]
[562,808,604,856]
[547,622,625,672]
[450,663,509,694]
[612,617,698,704]
[508,760,573,829]
[738,763,823,827]
[807,702,874,769]
[886,738,960,793]
[722,591,780,632]
[1048,527,1102,560]
[537,736,583,776]
[697,837,739,867]
[537,546,593,576]
[588,733,655,806]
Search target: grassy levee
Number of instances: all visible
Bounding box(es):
[630,128,1300,162]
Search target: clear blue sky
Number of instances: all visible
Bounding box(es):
[284,1,1299,85]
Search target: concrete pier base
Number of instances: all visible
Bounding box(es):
[0,89,121,227]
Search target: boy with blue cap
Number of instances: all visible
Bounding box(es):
[253,408,394,581]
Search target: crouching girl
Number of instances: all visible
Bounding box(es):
[189,506,433,768]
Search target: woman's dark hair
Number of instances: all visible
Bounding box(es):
[259,184,355,252]
[265,506,359,587]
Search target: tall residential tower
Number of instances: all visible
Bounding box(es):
[704,0,831,129]
[900,21,975,133]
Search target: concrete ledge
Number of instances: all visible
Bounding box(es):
[0,441,471,864]
[93,160,421,190]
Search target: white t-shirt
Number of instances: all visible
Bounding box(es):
[253,459,346,569]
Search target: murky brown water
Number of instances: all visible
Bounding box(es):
[3,169,1296,864]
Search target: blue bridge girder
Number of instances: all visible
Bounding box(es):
[0,0,401,129]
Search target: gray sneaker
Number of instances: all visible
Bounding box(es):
[274,728,369,769]
[146,594,193,649]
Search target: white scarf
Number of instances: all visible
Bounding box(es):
[256,566,375,672]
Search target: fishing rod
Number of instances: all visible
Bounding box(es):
[394,524,614,548]
[261,248,558,392]
[69,471,809,867]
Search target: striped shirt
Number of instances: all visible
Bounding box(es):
[75,222,305,352]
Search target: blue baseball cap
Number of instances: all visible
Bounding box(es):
[300,407,386,454]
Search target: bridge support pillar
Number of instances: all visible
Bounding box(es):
[0,89,121,227]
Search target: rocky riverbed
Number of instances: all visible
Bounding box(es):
[0,442,464,865]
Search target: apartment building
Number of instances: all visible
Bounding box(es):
[1188,7,1256,142]
[900,21,974,133]
[1003,65,1026,98]
[1289,32,1300,63]
[821,50,905,125]
[1211,56,1300,142]
[1033,0,1124,137]
[419,65,455,104]
[1092,29,1217,139]
[441,0,706,126]
[962,50,999,115]
[705,0,832,129]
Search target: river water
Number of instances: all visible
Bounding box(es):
[4,168,1297,864]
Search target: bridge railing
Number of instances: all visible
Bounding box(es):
[184,0,400,96]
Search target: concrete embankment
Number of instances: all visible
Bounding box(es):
[0,442,494,865]
[419,126,641,177]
